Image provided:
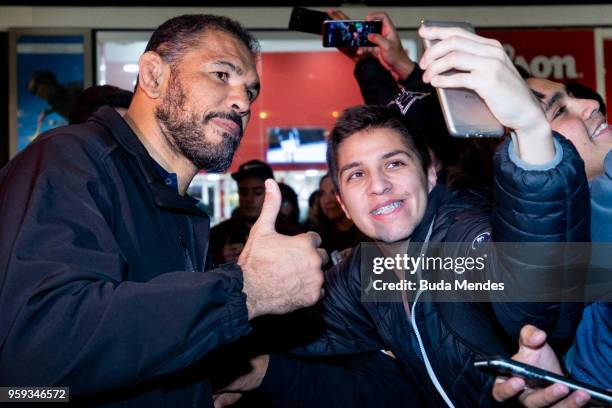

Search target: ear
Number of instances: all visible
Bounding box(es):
[334,192,352,220]
[426,164,437,193]
[137,51,169,99]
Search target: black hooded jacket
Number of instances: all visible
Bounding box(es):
[258,134,590,407]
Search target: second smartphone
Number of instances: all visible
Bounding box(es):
[323,20,382,48]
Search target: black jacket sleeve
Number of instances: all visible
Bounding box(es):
[259,352,422,407]
[0,136,251,394]
[489,134,590,346]
[353,57,401,105]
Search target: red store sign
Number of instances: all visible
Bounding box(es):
[478,29,597,91]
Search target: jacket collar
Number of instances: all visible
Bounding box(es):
[90,106,206,217]
[410,175,447,243]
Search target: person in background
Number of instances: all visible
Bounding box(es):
[316,173,362,264]
[209,160,302,265]
[28,70,83,127]
[302,189,321,232]
[69,84,133,124]
[278,182,302,227]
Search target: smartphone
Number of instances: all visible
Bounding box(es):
[474,356,612,406]
[288,7,329,35]
[322,20,382,48]
[420,20,505,138]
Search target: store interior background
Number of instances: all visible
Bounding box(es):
[2,1,612,225]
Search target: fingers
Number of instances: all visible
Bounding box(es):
[303,231,323,248]
[252,179,281,235]
[519,325,548,349]
[419,25,497,47]
[556,390,591,408]
[492,377,526,402]
[427,72,479,91]
[213,393,242,408]
[494,378,591,408]
[317,248,330,266]
[327,8,349,20]
[367,33,391,50]
[518,384,570,408]
[422,50,495,81]
[420,36,507,72]
[365,11,396,32]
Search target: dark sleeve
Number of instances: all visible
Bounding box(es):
[353,57,400,105]
[289,249,386,357]
[490,134,590,348]
[0,136,251,394]
[209,221,230,266]
[258,352,422,407]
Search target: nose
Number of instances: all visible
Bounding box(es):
[368,170,392,196]
[575,98,600,121]
[227,85,251,118]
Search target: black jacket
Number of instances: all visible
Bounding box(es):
[259,135,590,407]
[0,107,251,406]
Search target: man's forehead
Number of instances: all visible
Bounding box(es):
[187,30,257,71]
[338,129,410,158]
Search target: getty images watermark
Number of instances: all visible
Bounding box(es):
[359,241,612,303]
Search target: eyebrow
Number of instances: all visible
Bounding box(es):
[532,89,565,114]
[338,149,412,178]
[213,60,244,75]
[544,91,565,113]
[381,149,412,160]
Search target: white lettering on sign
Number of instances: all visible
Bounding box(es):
[504,44,581,80]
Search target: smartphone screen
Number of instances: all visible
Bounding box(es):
[323,20,382,48]
[420,20,505,138]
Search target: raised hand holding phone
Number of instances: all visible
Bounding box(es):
[363,11,415,80]
[419,23,555,165]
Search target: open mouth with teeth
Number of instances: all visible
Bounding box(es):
[370,200,404,216]
[591,122,611,140]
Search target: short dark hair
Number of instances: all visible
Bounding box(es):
[69,85,133,124]
[144,14,260,68]
[326,105,431,191]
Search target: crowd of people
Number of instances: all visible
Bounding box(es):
[0,9,610,408]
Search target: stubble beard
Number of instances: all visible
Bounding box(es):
[155,72,243,172]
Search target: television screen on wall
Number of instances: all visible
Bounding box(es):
[266,127,327,163]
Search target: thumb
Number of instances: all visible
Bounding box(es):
[518,324,547,351]
[213,393,242,408]
[252,178,281,234]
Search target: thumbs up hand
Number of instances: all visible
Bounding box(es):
[239,179,328,319]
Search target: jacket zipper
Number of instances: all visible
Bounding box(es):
[407,218,456,408]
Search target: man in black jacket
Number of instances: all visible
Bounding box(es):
[215,25,590,408]
[0,14,327,407]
